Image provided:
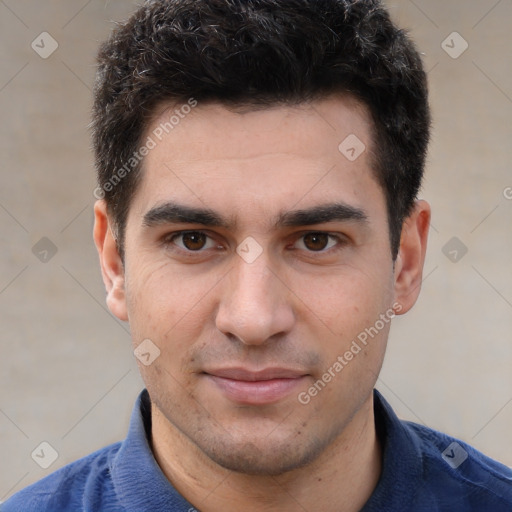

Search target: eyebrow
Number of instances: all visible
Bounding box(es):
[142,201,368,230]
[143,202,229,229]
[278,203,367,227]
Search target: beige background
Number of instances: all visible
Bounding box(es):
[1,0,511,501]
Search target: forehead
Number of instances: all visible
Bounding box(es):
[147,95,372,162]
[129,96,385,227]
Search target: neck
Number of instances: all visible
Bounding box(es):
[151,395,381,512]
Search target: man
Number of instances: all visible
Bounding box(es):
[3,0,512,510]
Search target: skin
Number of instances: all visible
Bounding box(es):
[94,96,430,512]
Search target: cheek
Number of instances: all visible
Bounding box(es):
[298,270,391,338]
[296,269,393,395]
[124,259,216,348]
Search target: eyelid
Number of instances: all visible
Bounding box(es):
[162,229,219,254]
[291,230,349,258]
[291,232,347,252]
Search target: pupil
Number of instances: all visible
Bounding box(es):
[183,232,206,250]
[304,233,328,251]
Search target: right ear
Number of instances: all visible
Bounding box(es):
[93,200,128,322]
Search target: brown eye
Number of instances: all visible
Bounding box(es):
[181,232,208,251]
[302,233,329,251]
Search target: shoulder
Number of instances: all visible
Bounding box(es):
[1,442,123,512]
[405,420,512,509]
[370,390,512,511]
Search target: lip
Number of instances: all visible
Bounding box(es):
[203,367,308,405]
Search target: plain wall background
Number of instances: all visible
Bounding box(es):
[1,0,511,500]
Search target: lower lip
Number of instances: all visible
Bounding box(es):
[205,375,307,405]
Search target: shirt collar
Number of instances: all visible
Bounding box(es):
[361,389,425,511]
[110,388,424,511]
[110,389,195,511]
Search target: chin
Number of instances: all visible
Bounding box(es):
[195,433,326,476]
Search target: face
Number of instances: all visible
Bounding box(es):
[95,96,427,476]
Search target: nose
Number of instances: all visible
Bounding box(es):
[215,251,295,346]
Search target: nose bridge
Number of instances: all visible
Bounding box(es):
[234,254,274,305]
[215,250,294,344]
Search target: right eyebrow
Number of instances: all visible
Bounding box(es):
[142,202,233,229]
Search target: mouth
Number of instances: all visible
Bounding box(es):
[202,367,309,405]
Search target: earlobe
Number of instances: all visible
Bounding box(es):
[93,200,129,322]
[393,200,431,315]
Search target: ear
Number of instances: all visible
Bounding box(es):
[393,200,431,315]
[93,200,128,322]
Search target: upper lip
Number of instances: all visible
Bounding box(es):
[204,367,307,381]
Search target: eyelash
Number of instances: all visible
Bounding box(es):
[162,230,347,257]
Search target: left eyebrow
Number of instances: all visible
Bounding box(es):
[276,202,368,228]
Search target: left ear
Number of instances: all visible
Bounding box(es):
[393,200,431,315]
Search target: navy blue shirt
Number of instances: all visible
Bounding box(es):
[3,389,512,511]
